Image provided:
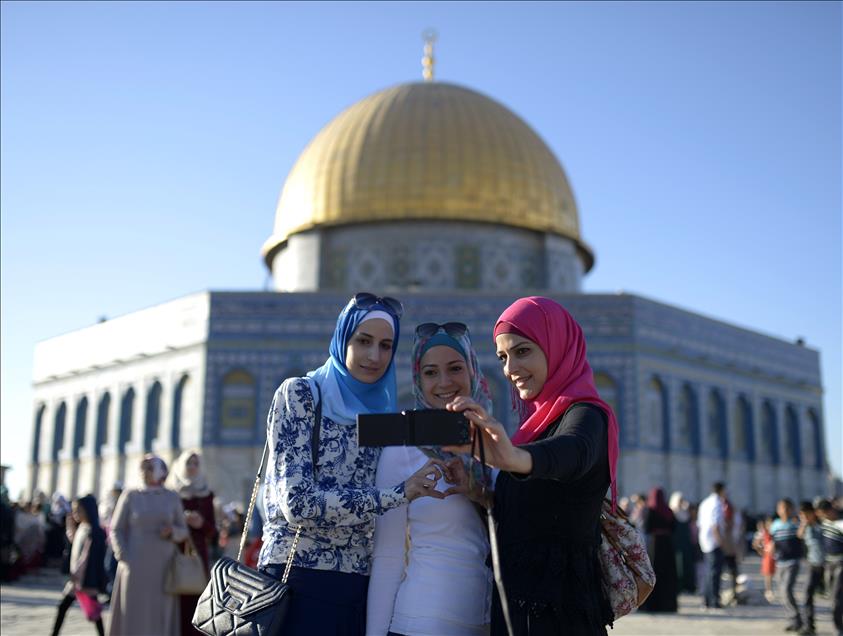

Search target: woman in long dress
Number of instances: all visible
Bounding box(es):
[169,449,217,636]
[108,454,188,636]
[641,488,678,613]
[367,321,493,635]
[669,491,696,593]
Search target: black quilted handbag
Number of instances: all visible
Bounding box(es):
[192,382,322,636]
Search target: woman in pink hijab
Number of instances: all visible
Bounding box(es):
[447,296,620,636]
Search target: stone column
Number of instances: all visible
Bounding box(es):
[57,398,80,498]
[28,403,46,498]
[123,382,145,489]
[99,383,124,498]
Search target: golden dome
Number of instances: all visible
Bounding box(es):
[262,81,593,271]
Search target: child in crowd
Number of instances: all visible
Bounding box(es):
[797,501,825,635]
[50,495,106,636]
[771,498,805,633]
[753,515,777,603]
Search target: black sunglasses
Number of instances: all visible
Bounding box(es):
[415,322,469,339]
[352,292,404,318]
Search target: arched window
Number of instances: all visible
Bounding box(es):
[733,395,754,461]
[676,384,697,451]
[72,397,88,459]
[32,404,46,464]
[594,372,618,414]
[143,381,163,452]
[171,375,189,452]
[221,370,256,429]
[807,409,823,470]
[707,390,727,459]
[52,402,67,461]
[785,404,801,467]
[95,393,111,458]
[594,372,623,445]
[643,377,668,449]
[760,401,779,464]
[118,388,135,454]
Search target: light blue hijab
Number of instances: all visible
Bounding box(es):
[307,298,400,425]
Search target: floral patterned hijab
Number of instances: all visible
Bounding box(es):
[412,325,493,489]
[411,328,493,413]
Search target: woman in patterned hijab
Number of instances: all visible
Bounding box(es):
[367,322,495,636]
[411,321,493,414]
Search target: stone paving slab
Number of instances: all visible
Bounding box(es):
[1,568,111,636]
[0,556,837,635]
[613,556,835,636]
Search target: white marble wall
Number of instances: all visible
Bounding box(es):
[28,294,209,501]
[30,348,206,500]
[622,354,829,511]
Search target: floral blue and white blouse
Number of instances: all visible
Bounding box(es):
[258,378,408,575]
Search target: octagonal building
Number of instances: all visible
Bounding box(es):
[28,77,829,513]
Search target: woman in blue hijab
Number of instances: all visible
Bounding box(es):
[258,293,450,636]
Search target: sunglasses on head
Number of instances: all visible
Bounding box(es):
[415,322,469,339]
[352,292,404,318]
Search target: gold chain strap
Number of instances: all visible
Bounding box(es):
[237,466,264,563]
[281,526,302,584]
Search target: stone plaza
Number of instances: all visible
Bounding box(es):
[1,555,837,635]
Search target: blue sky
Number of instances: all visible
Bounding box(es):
[2,1,840,498]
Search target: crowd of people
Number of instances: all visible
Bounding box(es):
[618,482,843,636]
[0,292,840,636]
[0,450,260,636]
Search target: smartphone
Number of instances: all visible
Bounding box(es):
[357,409,471,447]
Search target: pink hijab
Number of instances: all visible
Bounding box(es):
[494,296,620,509]
[647,487,674,523]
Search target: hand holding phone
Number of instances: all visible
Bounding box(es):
[444,397,533,474]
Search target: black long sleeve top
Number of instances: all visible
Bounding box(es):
[493,402,612,632]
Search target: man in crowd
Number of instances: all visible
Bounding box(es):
[817,499,843,636]
[798,500,825,635]
[698,482,727,609]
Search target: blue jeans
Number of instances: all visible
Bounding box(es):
[703,547,724,607]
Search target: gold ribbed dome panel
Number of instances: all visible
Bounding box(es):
[263,82,591,268]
